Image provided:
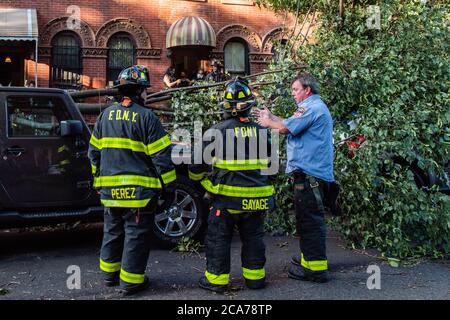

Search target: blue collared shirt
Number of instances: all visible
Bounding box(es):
[282,94,335,182]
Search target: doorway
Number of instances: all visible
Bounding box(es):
[0,52,24,86]
[169,46,212,80]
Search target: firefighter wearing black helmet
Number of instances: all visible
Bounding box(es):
[88,65,176,295]
[188,77,274,293]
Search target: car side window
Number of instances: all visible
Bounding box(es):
[7,96,71,137]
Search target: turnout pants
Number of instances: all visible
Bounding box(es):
[293,172,329,272]
[204,207,266,286]
[99,207,153,287]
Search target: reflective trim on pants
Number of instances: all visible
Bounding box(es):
[242,267,265,280]
[205,271,229,285]
[99,259,121,273]
[301,253,328,271]
[120,268,145,284]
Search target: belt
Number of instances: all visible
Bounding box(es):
[291,170,307,179]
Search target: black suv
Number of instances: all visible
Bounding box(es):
[0,87,206,247]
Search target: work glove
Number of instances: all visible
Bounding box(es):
[158,186,176,212]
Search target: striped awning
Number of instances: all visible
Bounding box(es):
[0,8,38,41]
[166,16,216,49]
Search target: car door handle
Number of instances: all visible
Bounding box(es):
[5,147,26,156]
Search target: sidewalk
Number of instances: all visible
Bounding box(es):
[0,225,448,300]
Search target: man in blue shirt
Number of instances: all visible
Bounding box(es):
[254,73,333,283]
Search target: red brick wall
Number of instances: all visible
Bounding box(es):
[1,0,296,91]
[82,57,107,88]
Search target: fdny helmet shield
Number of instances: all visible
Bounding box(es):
[220,77,256,113]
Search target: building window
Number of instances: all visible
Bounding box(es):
[51,32,82,90]
[107,33,136,85]
[224,38,249,77]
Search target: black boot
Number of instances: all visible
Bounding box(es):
[288,265,330,283]
[245,277,267,290]
[291,254,301,266]
[103,272,120,287]
[118,276,150,296]
[198,276,228,293]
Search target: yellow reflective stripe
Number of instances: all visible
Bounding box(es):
[91,164,97,174]
[213,158,269,171]
[227,209,246,214]
[100,259,121,273]
[205,271,229,285]
[101,199,150,208]
[188,170,205,181]
[94,175,162,188]
[242,267,265,281]
[161,169,177,184]
[201,179,274,197]
[120,268,145,284]
[147,135,171,155]
[95,137,147,153]
[301,254,328,271]
[89,135,171,156]
[89,134,101,149]
[58,145,69,153]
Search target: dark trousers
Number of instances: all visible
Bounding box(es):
[205,207,266,284]
[293,172,329,272]
[100,207,153,286]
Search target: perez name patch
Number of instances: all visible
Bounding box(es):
[111,187,136,199]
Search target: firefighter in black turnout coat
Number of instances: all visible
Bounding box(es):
[188,78,274,292]
[88,65,176,295]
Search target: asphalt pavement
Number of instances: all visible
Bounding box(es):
[0,223,448,300]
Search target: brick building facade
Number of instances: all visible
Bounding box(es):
[0,0,297,92]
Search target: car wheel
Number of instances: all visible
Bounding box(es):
[152,175,206,248]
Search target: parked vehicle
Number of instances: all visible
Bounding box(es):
[0,87,207,247]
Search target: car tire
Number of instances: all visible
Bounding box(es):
[151,175,207,248]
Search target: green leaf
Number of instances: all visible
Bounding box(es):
[0,288,9,295]
[387,257,401,268]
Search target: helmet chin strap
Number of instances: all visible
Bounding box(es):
[223,108,251,120]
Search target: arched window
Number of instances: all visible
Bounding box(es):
[107,33,136,84]
[51,32,82,89]
[224,38,249,77]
